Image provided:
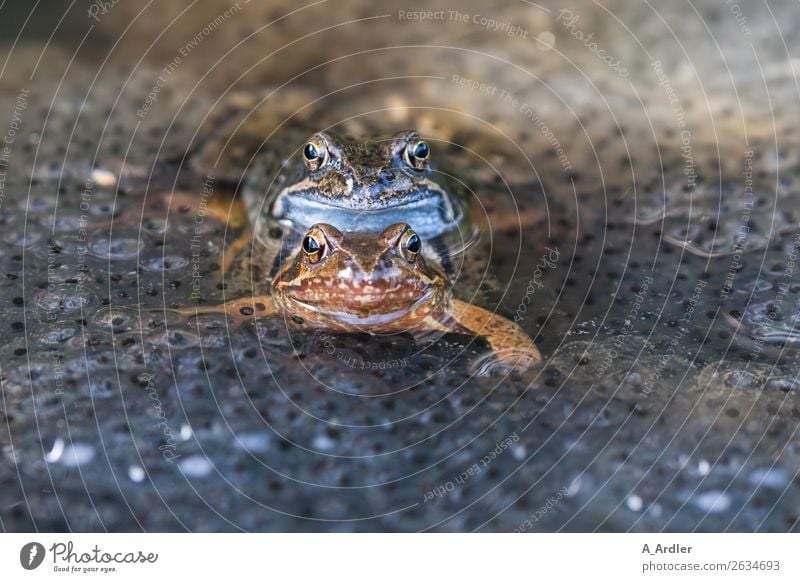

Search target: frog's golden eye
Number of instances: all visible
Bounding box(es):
[400,229,422,262]
[302,232,325,263]
[404,139,429,170]
[302,139,328,171]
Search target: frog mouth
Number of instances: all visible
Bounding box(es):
[283,289,436,325]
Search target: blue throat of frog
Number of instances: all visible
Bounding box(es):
[269,193,472,242]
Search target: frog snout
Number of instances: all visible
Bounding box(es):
[350,166,375,182]
[379,169,397,184]
[351,167,397,186]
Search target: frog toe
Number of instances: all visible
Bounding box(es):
[471,346,542,377]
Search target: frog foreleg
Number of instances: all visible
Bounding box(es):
[179,295,278,324]
[431,299,541,372]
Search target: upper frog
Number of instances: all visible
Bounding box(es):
[245,129,473,243]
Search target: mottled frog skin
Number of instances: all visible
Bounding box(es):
[185,223,541,371]
[243,129,474,248]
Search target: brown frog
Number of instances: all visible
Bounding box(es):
[183,222,541,372]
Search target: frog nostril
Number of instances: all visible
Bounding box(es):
[383,171,396,182]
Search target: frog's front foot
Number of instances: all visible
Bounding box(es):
[177,295,277,325]
[437,299,542,375]
[471,347,542,376]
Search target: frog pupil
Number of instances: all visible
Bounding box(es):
[413,141,429,159]
[303,143,319,161]
[406,233,421,254]
[303,236,320,254]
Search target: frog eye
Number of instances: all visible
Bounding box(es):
[404,139,429,170]
[400,229,422,262]
[302,232,325,263]
[302,139,328,171]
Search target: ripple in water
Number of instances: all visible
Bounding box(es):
[34,286,94,314]
[89,231,144,260]
[727,298,800,352]
[139,254,190,272]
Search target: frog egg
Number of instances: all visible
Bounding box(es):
[128,465,146,483]
[693,490,731,513]
[90,167,117,187]
[139,254,190,272]
[34,285,94,313]
[179,455,213,478]
[62,443,96,467]
[46,440,96,467]
[88,232,144,260]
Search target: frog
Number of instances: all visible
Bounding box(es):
[245,129,474,243]
[182,222,541,372]
[189,90,475,245]
[187,88,546,248]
